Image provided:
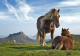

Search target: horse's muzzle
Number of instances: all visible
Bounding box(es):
[56,24,60,28]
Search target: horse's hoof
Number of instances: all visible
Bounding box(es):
[41,44,45,46]
[51,46,55,49]
[44,43,46,45]
[50,46,53,49]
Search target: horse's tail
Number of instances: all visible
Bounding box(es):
[55,43,63,50]
[36,31,40,42]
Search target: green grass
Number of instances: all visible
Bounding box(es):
[0,42,80,56]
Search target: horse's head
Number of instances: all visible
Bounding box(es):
[61,28,71,37]
[50,9,60,28]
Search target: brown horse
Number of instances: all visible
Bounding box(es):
[52,28,74,50]
[36,9,60,46]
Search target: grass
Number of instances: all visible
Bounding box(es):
[0,42,80,56]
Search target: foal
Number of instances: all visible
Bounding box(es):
[52,28,74,50]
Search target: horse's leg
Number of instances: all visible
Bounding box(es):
[55,43,63,50]
[43,33,46,46]
[41,29,46,46]
[36,30,40,42]
[40,32,42,45]
[40,34,43,46]
[51,30,54,48]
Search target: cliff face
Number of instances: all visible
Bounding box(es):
[0,32,36,43]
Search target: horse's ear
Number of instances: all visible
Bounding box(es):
[67,28,69,30]
[58,9,60,12]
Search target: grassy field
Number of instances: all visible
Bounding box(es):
[0,42,80,56]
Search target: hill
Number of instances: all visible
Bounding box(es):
[0,42,80,56]
[0,32,36,43]
[71,34,80,42]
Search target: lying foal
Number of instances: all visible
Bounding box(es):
[52,28,74,50]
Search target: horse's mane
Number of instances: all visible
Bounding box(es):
[45,9,57,16]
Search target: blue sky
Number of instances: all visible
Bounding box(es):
[0,0,80,38]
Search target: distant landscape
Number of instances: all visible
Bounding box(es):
[0,32,80,43]
[0,32,36,43]
[71,34,80,42]
[0,32,80,56]
[0,32,79,56]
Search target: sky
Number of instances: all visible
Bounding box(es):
[0,0,80,39]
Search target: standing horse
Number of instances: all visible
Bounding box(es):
[36,9,60,46]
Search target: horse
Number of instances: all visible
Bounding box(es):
[36,9,60,46]
[52,28,74,50]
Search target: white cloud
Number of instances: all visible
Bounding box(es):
[60,14,80,23]
[0,15,9,20]
[58,0,80,7]
[4,0,34,22]
[5,2,20,21]
[0,12,6,15]
[0,12,10,20]
[56,0,80,23]
[70,25,80,34]
[16,0,34,20]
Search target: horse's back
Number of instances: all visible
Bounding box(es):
[53,36,70,49]
[53,36,68,44]
[53,36,74,50]
[37,16,44,30]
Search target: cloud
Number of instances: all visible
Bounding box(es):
[0,12,17,21]
[0,15,9,20]
[70,25,80,34]
[56,0,80,23]
[58,0,80,7]
[3,0,80,23]
[60,14,80,23]
[0,12,10,20]
[3,0,34,22]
